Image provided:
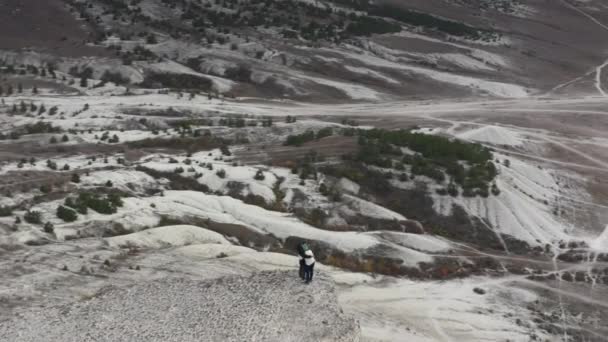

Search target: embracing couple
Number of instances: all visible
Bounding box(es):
[297,242,315,284]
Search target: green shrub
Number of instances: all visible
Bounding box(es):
[285,130,315,146]
[315,127,333,140]
[24,210,42,224]
[108,193,124,208]
[65,197,88,214]
[57,205,78,222]
[43,221,54,234]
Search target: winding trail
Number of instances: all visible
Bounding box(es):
[560,0,608,32]
[559,0,608,97]
[595,59,608,97]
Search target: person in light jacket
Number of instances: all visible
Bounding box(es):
[303,249,315,284]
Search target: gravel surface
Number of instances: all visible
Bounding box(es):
[0,270,360,342]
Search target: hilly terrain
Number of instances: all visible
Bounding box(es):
[2,0,608,341]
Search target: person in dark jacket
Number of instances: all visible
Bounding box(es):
[298,254,306,280]
[303,249,315,283]
[297,242,307,280]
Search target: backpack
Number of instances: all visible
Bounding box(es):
[297,242,310,257]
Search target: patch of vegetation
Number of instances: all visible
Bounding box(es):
[43,221,54,234]
[345,15,401,36]
[127,136,220,152]
[57,205,78,222]
[140,72,213,91]
[24,210,42,224]
[368,5,493,40]
[354,129,497,196]
[101,71,130,85]
[23,122,62,134]
[285,130,315,146]
[63,192,124,216]
[136,166,211,193]
[285,127,334,146]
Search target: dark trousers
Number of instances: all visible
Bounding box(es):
[304,263,314,282]
[299,259,305,279]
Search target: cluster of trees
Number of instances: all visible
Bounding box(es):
[361,129,492,164]
[99,131,120,143]
[352,129,499,197]
[8,100,49,116]
[368,5,492,40]
[0,62,57,78]
[49,134,70,144]
[345,16,401,36]
[72,0,406,49]
[218,117,250,127]
[0,84,33,96]
[290,150,323,184]
[285,127,333,146]
[57,192,124,222]
[24,210,42,224]
[140,72,213,91]
[329,0,497,40]
[318,182,342,202]
[6,101,55,118]
[24,122,61,134]
[101,71,130,85]
[1,200,53,230]
[0,130,21,140]
[224,65,252,83]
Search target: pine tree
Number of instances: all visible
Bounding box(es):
[17,83,23,93]
[71,173,80,183]
[61,134,69,142]
[32,86,38,94]
[80,76,88,88]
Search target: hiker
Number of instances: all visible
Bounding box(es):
[297,242,308,280]
[303,249,315,284]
